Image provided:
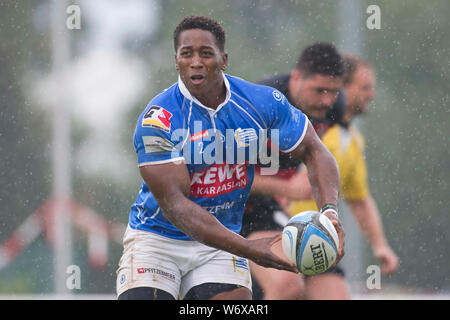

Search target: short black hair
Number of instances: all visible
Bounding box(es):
[295,42,344,78]
[173,16,226,52]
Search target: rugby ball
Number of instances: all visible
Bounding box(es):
[282,211,339,275]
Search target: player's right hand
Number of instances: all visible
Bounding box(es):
[246,234,299,273]
[374,245,399,274]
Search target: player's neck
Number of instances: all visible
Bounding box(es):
[196,81,227,110]
[341,108,355,127]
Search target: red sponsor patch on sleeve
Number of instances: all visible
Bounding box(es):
[142,106,173,132]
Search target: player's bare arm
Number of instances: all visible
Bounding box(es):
[139,162,298,273]
[289,121,345,261]
[347,196,398,274]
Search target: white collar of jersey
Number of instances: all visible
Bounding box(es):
[178,72,231,113]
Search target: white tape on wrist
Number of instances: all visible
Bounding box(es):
[321,208,339,219]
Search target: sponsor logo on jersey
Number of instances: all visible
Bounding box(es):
[190,163,248,197]
[190,129,210,142]
[234,128,258,147]
[272,89,283,101]
[142,106,173,132]
[203,201,236,216]
[272,89,287,104]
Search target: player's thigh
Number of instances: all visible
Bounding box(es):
[116,227,183,299]
[211,286,252,300]
[304,272,350,300]
[118,286,176,300]
[183,282,251,300]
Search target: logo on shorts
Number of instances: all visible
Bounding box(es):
[137,268,145,274]
[142,106,173,132]
[232,256,249,274]
[136,267,176,282]
[119,274,126,285]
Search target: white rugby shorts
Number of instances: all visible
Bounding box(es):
[116,226,252,299]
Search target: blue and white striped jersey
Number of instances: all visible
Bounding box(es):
[128,73,308,240]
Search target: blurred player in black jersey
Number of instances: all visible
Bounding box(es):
[240,42,347,299]
[287,54,398,299]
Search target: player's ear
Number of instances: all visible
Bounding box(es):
[221,52,228,71]
[290,69,301,81]
[175,53,179,70]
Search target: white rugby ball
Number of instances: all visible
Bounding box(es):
[282,211,339,275]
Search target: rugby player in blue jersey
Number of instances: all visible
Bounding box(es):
[116,16,344,300]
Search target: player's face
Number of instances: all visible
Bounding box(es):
[345,66,375,115]
[175,29,228,104]
[290,71,342,120]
